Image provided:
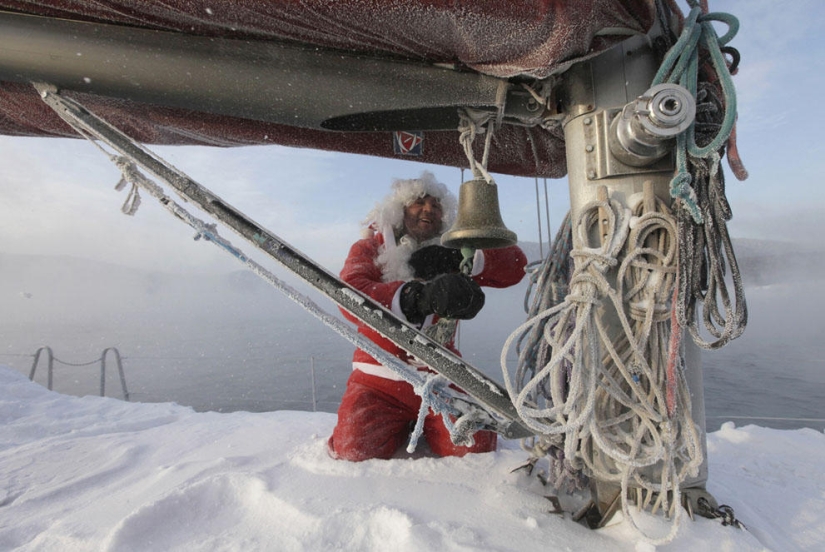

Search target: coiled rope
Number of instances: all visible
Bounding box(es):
[503,187,704,544]
[503,2,746,541]
[676,155,747,349]
[654,1,748,350]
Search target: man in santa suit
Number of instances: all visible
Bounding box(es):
[329,171,527,461]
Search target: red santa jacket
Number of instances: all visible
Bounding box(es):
[339,230,527,380]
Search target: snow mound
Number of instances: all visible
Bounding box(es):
[1,366,821,551]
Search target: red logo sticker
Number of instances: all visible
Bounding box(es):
[393,131,424,156]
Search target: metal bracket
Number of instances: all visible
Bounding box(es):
[556,61,596,122]
[583,109,674,181]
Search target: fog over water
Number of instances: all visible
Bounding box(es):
[1,238,823,432]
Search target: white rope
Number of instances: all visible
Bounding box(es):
[457,108,495,183]
[407,375,487,453]
[114,176,142,215]
[520,82,548,107]
[502,189,703,544]
[457,81,507,183]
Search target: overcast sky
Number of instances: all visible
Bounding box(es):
[1,0,822,276]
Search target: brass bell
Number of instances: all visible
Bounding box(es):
[441,178,518,250]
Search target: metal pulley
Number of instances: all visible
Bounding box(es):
[609,83,695,166]
[441,177,517,250]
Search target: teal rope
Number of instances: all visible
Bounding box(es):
[670,135,703,223]
[459,246,475,274]
[653,4,740,223]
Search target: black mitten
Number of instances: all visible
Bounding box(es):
[401,274,485,324]
[400,281,427,324]
[408,245,464,280]
[422,274,485,319]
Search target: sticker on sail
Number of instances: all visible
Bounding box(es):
[393,131,424,156]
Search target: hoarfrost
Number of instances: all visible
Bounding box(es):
[339,288,365,305]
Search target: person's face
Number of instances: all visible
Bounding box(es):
[403,195,444,242]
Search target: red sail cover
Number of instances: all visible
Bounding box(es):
[0,0,655,177]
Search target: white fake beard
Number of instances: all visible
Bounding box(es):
[376,226,441,282]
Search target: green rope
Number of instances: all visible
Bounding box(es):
[459,246,475,275]
[653,3,740,223]
[658,3,748,351]
[670,134,703,223]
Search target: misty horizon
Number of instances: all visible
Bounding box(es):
[2,237,824,433]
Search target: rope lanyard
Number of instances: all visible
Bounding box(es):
[423,101,504,347]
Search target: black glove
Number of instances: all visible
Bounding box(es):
[400,274,485,324]
[408,245,464,280]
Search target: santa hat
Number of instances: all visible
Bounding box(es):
[362,171,457,239]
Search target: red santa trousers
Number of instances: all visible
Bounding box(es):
[328,369,497,461]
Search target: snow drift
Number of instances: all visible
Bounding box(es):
[2,366,823,550]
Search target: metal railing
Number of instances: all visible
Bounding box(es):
[29,346,130,401]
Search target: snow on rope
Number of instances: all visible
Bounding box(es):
[654,1,748,350]
[502,186,704,544]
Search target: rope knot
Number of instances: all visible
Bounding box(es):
[407,375,470,453]
[669,171,703,224]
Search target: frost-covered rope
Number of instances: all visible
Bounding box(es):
[407,374,488,452]
[457,80,505,186]
[676,155,746,349]
[502,188,703,544]
[502,191,630,436]
[518,212,572,402]
[457,108,496,184]
[650,2,747,351]
[516,213,581,491]
[35,83,479,452]
[653,3,739,159]
[522,212,573,313]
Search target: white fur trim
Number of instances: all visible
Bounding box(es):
[377,224,415,282]
[471,249,485,276]
[353,362,405,381]
[390,282,407,318]
[376,225,442,283]
[352,362,431,381]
